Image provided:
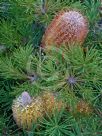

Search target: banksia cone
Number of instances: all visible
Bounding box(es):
[12,91,64,130]
[12,92,43,130]
[42,10,88,50]
[42,91,63,114]
[76,100,92,115]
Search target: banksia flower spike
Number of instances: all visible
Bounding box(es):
[42,91,63,114]
[42,10,88,50]
[12,92,44,130]
[12,91,64,130]
[76,100,92,115]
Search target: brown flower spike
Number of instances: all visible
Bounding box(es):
[77,100,92,115]
[42,91,63,114]
[42,10,88,50]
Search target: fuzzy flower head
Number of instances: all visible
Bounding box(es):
[42,91,64,114]
[76,100,92,115]
[12,91,64,130]
[12,92,43,130]
[42,10,88,49]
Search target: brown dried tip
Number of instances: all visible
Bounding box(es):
[41,10,88,50]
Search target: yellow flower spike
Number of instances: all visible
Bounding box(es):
[12,91,64,130]
[12,92,44,130]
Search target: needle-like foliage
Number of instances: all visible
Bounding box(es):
[40,45,102,90]
[0,0,102,135]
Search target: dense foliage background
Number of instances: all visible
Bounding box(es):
[0,0,102,135]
